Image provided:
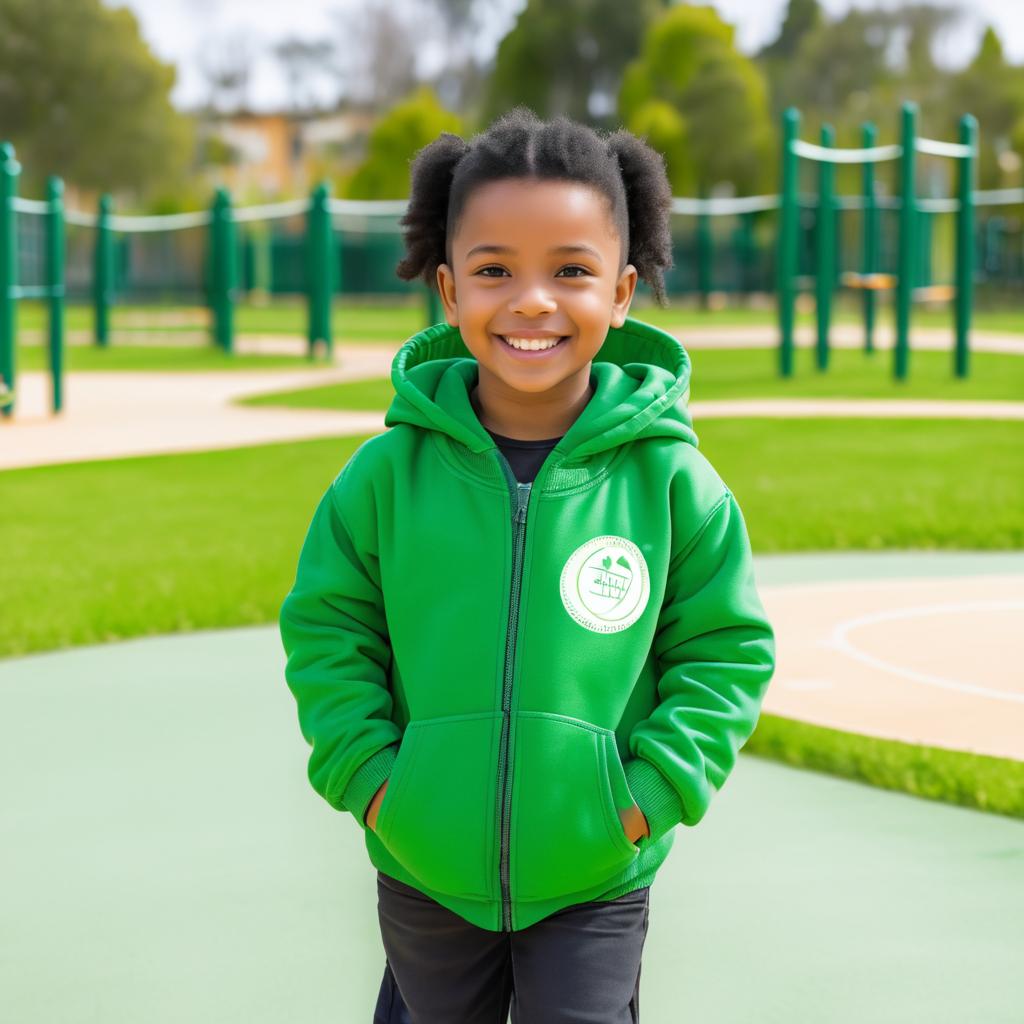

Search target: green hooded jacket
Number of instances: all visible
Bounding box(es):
[279,316,776,933]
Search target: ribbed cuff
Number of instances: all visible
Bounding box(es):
[343,743,399,829]
[623,757,685,842]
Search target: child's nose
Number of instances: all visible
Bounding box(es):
[510,281,558,317]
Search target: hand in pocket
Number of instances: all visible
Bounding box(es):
[618,802,650,844]
[365,778,390,833]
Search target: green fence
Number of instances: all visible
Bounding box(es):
[6,104,1023,419]
[1,144,64,419]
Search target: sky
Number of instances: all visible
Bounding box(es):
[108,0,1024,112]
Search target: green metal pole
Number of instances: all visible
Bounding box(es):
[94,194,113,348]
[955,114,977,379]
[737,211,755,301]
[0,142,20,419]
[306,182,334,359]
[46,176,65,414]
[861,122,878,356]
[895,101,917,382]
[696,202,713,310]
[206,192,217,341]
[815,124,835,372]
[777,108,800,378]
[211,187,235,353]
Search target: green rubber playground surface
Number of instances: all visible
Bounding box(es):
[1,623,1021,1022]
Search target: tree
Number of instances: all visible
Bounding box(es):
[618,5,774,194]
[331,2,422,113]
[425,0,491,113]
[0,0,192,194]
[775,9,893,118]
[273,37,336,114]
[948,27,1024,187]
[759,0,822,63]
[344,86,463,199]
[479,0,669,129]
[198,34,255,113]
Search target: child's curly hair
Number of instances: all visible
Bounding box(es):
[395,106,674,307]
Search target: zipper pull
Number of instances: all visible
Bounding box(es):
[515,483,531,523]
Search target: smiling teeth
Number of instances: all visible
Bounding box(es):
[503,336,563,351]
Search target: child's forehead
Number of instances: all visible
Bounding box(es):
[454,178,619,248]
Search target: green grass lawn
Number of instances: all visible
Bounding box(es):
[18,299,433,341]
[2,417,1020,661]
[16,343,335,372]
[746,714,1024,821]
[237,345,1024,410]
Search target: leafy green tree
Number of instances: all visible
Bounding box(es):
[619,5,774,194]
[759,0,822,62]
[344,86,463,199]
[948,27,1024,187]
[627,101,694,194]
[479,0,668,129]
[0,0,193,194]
[776,9,893,118]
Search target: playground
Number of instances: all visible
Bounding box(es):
[2,102,1023,1022]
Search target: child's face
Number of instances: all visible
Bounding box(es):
[436,178,638,398]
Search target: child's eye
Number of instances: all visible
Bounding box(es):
[474,264,591,278]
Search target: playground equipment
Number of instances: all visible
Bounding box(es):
[0,144,64,419]
[778,102,977,381]
[8,100,1024,419]
[0,151,441,418]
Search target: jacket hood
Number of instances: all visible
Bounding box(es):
[384,316,697,460]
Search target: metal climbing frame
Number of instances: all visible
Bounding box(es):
[776,102,978,381]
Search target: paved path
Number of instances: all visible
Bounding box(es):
[1,610,1021,1023]
[1,345,392,469]
[4,336,1023,469]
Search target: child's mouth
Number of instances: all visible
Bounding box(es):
[495,334,570,358]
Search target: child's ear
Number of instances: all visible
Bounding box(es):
[610,264,638,328]
[436,264,459,326]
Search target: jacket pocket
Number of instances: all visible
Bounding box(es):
[374,711,502,901]
[511,713,638,902]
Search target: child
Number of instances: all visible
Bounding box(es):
[279,107,776,1023]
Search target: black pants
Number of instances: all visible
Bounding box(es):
[373,871,650,1024]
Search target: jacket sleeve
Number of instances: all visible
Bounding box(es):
[622,488,776,842]
[278,457,401,831]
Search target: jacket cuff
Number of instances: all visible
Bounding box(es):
[623,756,685,842]
[343,743,399,829]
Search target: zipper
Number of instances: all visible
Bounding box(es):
[495,455,531,932]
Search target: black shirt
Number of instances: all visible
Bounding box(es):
[485,428,563,485]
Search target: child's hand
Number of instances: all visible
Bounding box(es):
[619,803,650,844]
[365,779,390,832]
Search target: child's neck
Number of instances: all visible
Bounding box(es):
[471,365,594,441]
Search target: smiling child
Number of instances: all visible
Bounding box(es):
[279,106,776,1023]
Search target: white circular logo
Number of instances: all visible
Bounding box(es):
[560,536,650,634]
